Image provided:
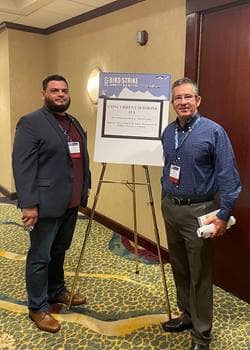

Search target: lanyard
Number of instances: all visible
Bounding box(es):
[58,119,72,142]
[175,116,200,150]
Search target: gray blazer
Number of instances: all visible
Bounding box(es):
[12,106,91,218]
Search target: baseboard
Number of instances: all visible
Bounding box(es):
[80,206,169,263]
[0,185,17,200]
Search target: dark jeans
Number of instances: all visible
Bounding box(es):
[162,196,217,346]
[26,207,78,312]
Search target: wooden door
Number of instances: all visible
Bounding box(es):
[186,2,250,302]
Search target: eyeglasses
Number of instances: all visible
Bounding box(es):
[173,94,197,102]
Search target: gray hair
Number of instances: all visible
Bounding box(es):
[171,77,199,99]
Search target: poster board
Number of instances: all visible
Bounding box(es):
[94,72,171,166]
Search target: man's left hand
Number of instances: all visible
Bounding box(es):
[205,215,227,237]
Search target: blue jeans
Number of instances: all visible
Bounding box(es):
[26,207,78,312]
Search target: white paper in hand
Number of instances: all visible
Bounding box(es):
[197,210,236,238]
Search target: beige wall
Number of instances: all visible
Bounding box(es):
[9,30,47,136]
[8,30,47,190]
[1,0,186,247]
[0,30,11,190]
[0,29,47,192]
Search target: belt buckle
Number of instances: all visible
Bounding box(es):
[173,196,182,205]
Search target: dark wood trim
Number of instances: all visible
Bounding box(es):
[45,0,145,34]
[2,21,45,34]
[184,12,200,82]
[0,0,145,35]
[0,186,17,200]
[186,0,250,14]
[80,206,169,263]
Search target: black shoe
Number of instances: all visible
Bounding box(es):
[162,317,193,332]
[190,342,210,350]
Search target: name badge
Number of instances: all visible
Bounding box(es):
[169,164,180,184]
[68,142,80,159]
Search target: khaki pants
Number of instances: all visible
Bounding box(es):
[162,196,217,346]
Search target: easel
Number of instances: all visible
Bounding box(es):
[68,162,172,320]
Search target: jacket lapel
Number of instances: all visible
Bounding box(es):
[69,116,86,141]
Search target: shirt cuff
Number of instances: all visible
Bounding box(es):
[216,209,230,222]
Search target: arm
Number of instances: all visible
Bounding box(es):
[207,127,241,236]
[12,116,40,210]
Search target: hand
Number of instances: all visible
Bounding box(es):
[205,215,227,238]
[21,207,38,229]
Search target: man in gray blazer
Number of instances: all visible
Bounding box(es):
[12,75,91,333]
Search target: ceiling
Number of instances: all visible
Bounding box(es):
[0,0,115,29]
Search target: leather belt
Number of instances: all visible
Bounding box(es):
[166,194,214,206]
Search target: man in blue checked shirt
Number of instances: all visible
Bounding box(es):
[161,77,241,350]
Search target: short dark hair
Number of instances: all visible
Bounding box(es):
[171,77,199,98]
[42,75,68,91]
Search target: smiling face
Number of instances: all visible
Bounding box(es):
[172,83,201,124]
[42,80,71,113]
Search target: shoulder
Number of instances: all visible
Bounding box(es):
[18,107,47,123]
[198,115,232,147]
[16,108,57,136]
[163,120,176,132]
[199,115,227,133]
[161,120,176,138]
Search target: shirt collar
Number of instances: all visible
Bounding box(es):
[53,112,68,120]
[176,112,200,131]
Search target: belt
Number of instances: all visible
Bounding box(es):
[166,194,214,206]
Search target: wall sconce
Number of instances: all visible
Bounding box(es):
[87,67,101,104]
[136,30,148,46]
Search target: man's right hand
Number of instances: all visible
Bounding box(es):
[21,207,38,228]
[205,214,227,238]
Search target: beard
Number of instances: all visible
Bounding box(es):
[44,96,71,113]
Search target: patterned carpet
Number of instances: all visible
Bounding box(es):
[0,203,249,349]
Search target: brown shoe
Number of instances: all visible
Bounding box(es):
[29,310,61,333]
[52,290,86,306]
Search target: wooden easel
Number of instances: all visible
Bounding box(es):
[68,162,172,319]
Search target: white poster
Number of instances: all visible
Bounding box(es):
[94,72,171,166]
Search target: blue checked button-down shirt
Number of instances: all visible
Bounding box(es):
[161,113,241,221]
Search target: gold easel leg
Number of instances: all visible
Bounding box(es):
[131,165,139,274]
[143,166,172,319]
[67,163,107,310]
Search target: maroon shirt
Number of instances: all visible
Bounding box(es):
[54,113,83,208]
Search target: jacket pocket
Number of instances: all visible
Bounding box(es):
[38,179,51,187]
